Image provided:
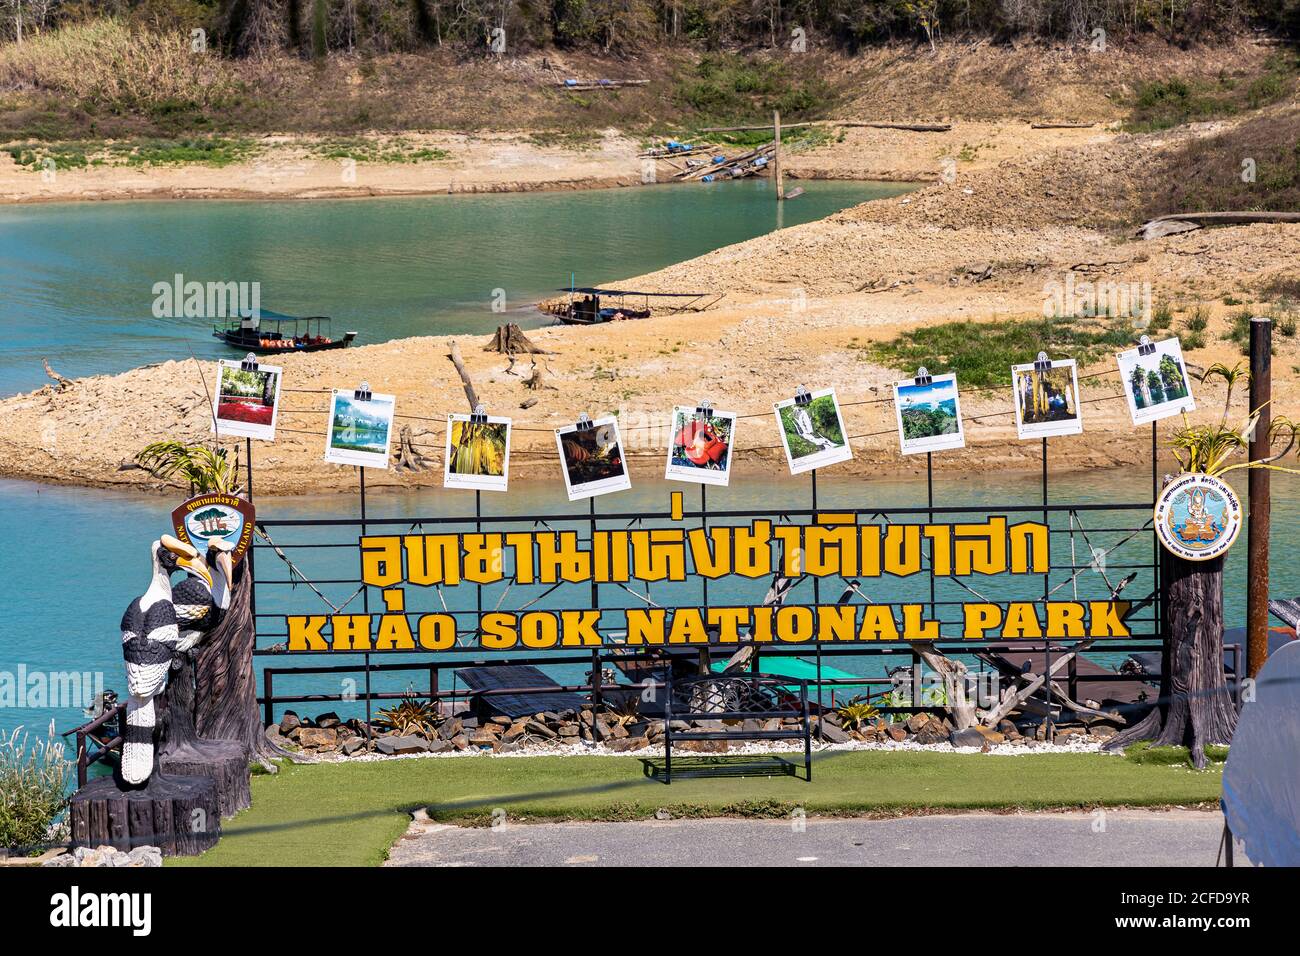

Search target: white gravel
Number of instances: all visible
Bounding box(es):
[320,733,1116,765]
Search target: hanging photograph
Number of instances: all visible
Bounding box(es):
[893,373,966,455]
[1116,337,1196,425]
[324,389,395,469]
[665,406,737,486]
[773,388,852,475]
[444,413,512,492]
[211,360,282,441]
[556,417,632,500]
[1012,359,1084,439]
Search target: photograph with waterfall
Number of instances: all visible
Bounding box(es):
[773,388,852,474]
[3,0,1299,903]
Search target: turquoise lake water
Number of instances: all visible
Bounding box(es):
[0,179,911,397]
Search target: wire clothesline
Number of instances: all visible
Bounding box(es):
[265,364,1131,455]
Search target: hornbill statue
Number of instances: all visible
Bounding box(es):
[171,539,235,650]
[119,535,213,785]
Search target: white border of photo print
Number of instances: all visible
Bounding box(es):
[893,373,966,455]
[1116,337,1196,425]
[772,388,853,475]
[555,417,632,501]
[1011,359,1084,440]
[664,405,738,487]
[324,388,395,469]
[443,413,512,492]
[211,359,282,442]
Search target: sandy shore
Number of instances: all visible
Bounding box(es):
[0,131,651,204]
[0,122,1103,204]
[5,117,1298,495]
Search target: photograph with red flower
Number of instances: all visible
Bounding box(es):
[212,360,282,441]
[665,405,737,486]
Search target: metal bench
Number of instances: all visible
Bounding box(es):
[662,673,812,783]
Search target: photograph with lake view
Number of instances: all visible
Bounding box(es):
[1,0,1297,908]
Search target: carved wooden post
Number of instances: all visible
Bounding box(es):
[1106,483,1237,768]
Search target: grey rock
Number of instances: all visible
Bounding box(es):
[377,734,429,755]
[949,728,987,749]
[817,719,850,744]
[525,719,556,739]
[316,712,341,729]
[279,712,301,735]
[340,737,366,756]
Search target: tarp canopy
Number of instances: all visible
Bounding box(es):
[1221,639,1300,866]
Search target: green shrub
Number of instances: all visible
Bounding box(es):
[0,722,72,853]
[866,317,1135,388]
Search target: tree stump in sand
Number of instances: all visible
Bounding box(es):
[393,425,429,472]
[69,773,219,856]
[485,323,552,355]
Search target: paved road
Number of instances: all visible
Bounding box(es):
[385,810,1226,867]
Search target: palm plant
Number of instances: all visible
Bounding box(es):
[1169,363,1300,478]
[134,440,242,494]
[835,697,880,732]
[374,696,441,736]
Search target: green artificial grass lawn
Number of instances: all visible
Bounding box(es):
[171,749,1223,868]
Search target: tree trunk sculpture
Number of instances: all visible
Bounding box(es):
[1104,548,1236,768]
[195,562,292,766]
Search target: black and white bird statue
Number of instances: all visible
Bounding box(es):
[171,540,235,651]
[120,535,212,785]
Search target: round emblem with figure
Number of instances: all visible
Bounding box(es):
[1154,473,1243,562]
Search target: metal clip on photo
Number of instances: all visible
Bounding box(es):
[794,385,812,407]
[1034,351,1052,373]
[240,352,259,373]
[1137,335,1156,356]
[575,412,594,431]
[914,367,932,387]
[470,404,488,425]
[354,381,372,402]
[695,400,713,419]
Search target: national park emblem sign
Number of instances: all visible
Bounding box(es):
[1154,473,1242,562]
[171,493,256,564]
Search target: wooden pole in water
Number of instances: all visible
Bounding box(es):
[1247,315,1272,678]
[773,109,784,201]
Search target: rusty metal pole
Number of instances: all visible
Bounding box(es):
[1247,315,1272,678]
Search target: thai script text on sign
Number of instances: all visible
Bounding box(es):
[356,516,1049,587]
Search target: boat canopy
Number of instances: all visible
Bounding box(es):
[557,287,715,297]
